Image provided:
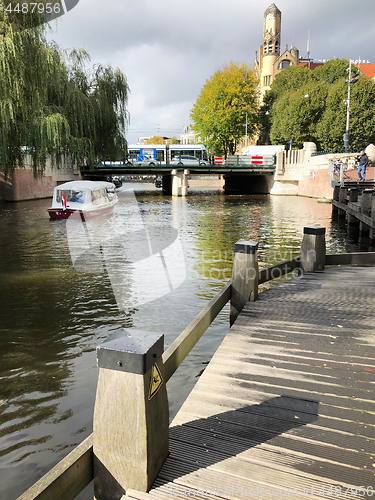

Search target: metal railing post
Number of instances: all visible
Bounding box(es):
[93,329,169,498]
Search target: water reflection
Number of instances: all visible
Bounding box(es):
[0,186,368,500]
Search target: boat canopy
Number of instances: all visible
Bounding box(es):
[53,181,116,208]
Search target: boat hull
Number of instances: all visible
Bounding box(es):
[48,204,116,220]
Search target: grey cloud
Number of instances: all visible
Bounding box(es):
[47,0,375,143]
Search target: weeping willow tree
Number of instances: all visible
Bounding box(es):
[0,2,130,177]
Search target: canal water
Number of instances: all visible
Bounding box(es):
[0,183,368,500]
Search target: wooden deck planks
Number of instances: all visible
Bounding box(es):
[126,267,375,500]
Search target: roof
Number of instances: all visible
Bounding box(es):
[55,180,114,191]
[355,63,375,79]
[299,61,324,70]
[265,3,281,16]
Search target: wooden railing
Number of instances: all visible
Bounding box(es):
[162,280,231,383]
[17,227,375,500]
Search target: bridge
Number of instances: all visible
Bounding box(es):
[80,155,276,196]
[80,143,375,198]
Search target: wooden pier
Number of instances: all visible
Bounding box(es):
[17,229,375,500]
[332,185,375,241]
[128,265,375,500]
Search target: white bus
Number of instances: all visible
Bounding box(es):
[127,144,208,164]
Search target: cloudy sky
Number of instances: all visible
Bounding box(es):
[47,0,375,145]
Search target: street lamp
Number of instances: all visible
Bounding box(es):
[344,60,359,152]
[245,112,248,149]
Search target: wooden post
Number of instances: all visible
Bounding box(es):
[370,194,375,241]
[349,188,358,203]
[93,329,169,499]
[332,185,340,215]
[300,227,326,273]
[338,187,347,217]
[360,190,374,234]
[348,188,359,226]
[230,240,258,326]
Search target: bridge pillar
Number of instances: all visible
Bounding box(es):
[171,169,189,196]
[93,329,169,498]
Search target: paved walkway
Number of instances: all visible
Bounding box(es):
[127,267,375,500]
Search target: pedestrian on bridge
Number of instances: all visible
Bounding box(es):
[357,151,369,181]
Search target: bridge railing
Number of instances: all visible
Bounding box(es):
[16,227,375,500]
[82,155,276,171]
[226,154,275,167]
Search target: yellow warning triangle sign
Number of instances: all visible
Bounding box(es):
[148,363,163,400]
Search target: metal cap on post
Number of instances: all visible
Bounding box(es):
[97,329,164,374]
[230,240,259,326]
[300,227,326,273]
[93,329,169,499]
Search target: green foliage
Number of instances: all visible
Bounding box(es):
[0,6,130,177]
[313,58,355,84]
[316,77,375,149]
[190,63,259,156]
[270,82,329,148]
[268,65,313,99]
[266,59,373,150]
[256,91,275,145]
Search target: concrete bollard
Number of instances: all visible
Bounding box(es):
[230,240,258,326]
[93,329,169,499]
[300,227,326,273]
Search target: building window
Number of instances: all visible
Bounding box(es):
[263,75,272,86]
[275,41,279,53]
[263,42,267,54]
[268,41,273,53]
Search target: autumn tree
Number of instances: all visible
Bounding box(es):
[0,5,129,177]
[145,136,166,145]
[190,63,259,156]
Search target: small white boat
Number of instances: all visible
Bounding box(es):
[48,180,118,220]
